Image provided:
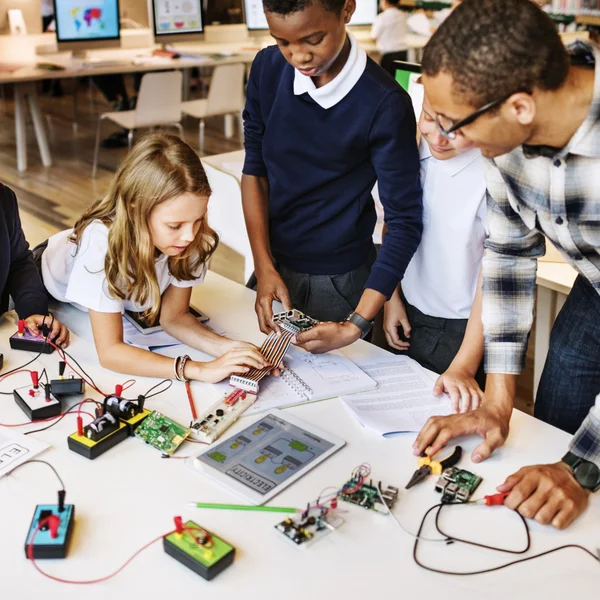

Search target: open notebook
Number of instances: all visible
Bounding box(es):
[242,346,377,416]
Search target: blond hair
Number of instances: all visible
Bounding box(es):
[72,133,218,324]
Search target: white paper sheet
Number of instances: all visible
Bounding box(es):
[244,346,377,415]
[340,355,452,436]
[0,430,49,478]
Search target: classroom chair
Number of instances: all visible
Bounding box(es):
[92,70,184,177]
[180,63,246,154]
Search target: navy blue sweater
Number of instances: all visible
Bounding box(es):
[243,45,422,298]
[0,184,48,318]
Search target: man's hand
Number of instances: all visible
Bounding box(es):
[383,289,411,351]
[413,403,511,461]
[255,269,292,334]
[293,321,361,354]
[433,367,484,414]
[497,462,590,529]
[25,315,70,348]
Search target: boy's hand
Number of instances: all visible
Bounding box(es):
[433,367,484,413]
[255,269,292,335]
[383,289,411,351]
[293,321,361,354]
[25,315,70,348]
[497,462,590,529]
[413,402,511,461]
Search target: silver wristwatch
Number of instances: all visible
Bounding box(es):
[562,451,600,492]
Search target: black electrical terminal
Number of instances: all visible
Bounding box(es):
[50,361,85,396]
[0,353,4,371]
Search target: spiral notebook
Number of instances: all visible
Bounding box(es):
[243,346,377,416]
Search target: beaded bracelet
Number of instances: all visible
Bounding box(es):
[177,354,191,382]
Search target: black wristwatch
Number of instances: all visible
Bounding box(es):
[561,451,600,492]
[345,311,374,339]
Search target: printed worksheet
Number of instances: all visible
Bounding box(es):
[0,430,48,478]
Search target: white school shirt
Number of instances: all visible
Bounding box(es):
[370,8,408,54]
[41,220,206,313]
[401,139,487,320]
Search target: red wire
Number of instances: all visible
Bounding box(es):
[0,369,34,385]
[0,412,96,428]
[185,381,198,420]
[120,379,136,392]
[27,520,215,584]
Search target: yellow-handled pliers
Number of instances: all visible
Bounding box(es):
[405,446,463,489]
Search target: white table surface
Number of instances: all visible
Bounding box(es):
[0,271,598,598]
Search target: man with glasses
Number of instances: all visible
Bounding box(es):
[413,0,600,528]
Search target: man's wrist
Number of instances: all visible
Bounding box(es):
[341,320,362,342]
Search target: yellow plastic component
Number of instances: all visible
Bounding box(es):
[68,421,128,448]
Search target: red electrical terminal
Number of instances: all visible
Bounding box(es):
[48,515,60,539]
[174,516,184,534]
[330,498,338,509]
[115,384,123,397]
[30,371,39,389]
[18,319,25,336]
[76,416,83,437]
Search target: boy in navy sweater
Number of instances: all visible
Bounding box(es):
[0,184,69,347]
[242,0,422,353]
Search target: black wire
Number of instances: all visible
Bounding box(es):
[6,459,65,490]
[24,401,100,436]
[412,502,600,575]
[0,352,43,395]
[142,378,173,399]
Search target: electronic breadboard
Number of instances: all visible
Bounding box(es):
[275,507,344,548]
[435,467,482,503]
[134,411,190,455]
[189,389,257,444]
[340,479,399,514]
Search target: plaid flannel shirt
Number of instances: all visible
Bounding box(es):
[482,47,600,465]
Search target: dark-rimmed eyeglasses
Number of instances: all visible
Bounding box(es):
[435,94,513,139]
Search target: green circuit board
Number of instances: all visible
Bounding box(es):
[134,411,190,455]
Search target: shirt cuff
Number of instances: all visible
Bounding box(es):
[242,159,268,179]
[569,400,600,468]
[484,341,527,375]
[365,266,399,300]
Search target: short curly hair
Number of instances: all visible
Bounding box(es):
[263,0,346,15]
[422,0,570,106]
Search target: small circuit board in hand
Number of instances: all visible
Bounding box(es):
[272,309,319,333]
[340,465,399,513]
[134,411,190,455]
[435,467,482,503]
[275,507,344,548]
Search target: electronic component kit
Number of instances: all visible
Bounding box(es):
[14,372,62,421]
[25,502,75,559]
[49,361,85,396]
[435,467,482,503]
[340,464,399,513]
[163,518,235,580]
[189,388,257,443]
[275,507,344,548]
[135,410,190,455]
[9,320,54,354]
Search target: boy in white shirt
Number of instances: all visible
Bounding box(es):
[384,90,487,414]
[371,0,408,74]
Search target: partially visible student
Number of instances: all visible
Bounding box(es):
[41,134,269,383]
[371,0,408,76]
[242,0,422,355]
[0,183,69,347]
[384,90,487,414]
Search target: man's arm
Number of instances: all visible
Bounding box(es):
[414,159,546,459]
[241,51,292,334]
[3,186,48,319]
[295,90,423,353]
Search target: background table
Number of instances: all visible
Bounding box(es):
[0,272,597,598]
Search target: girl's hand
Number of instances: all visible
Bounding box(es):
[188,346,272,384]
[383,289,411,351]
[433,367,484,414]
[25,314,70,348]
[219,338,283,375]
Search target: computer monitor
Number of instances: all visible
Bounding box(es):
[394,60,424,120]
[53,0,121,52]
[150,0,204,43]
[244,0,377,32]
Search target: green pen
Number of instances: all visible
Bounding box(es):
[189,502,299,514]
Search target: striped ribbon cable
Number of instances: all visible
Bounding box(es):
[243,329,295,382]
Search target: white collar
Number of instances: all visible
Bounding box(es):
[293,32,367,109]
[419,137,481,176]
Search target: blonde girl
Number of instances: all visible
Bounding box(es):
[41,133,269,382]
